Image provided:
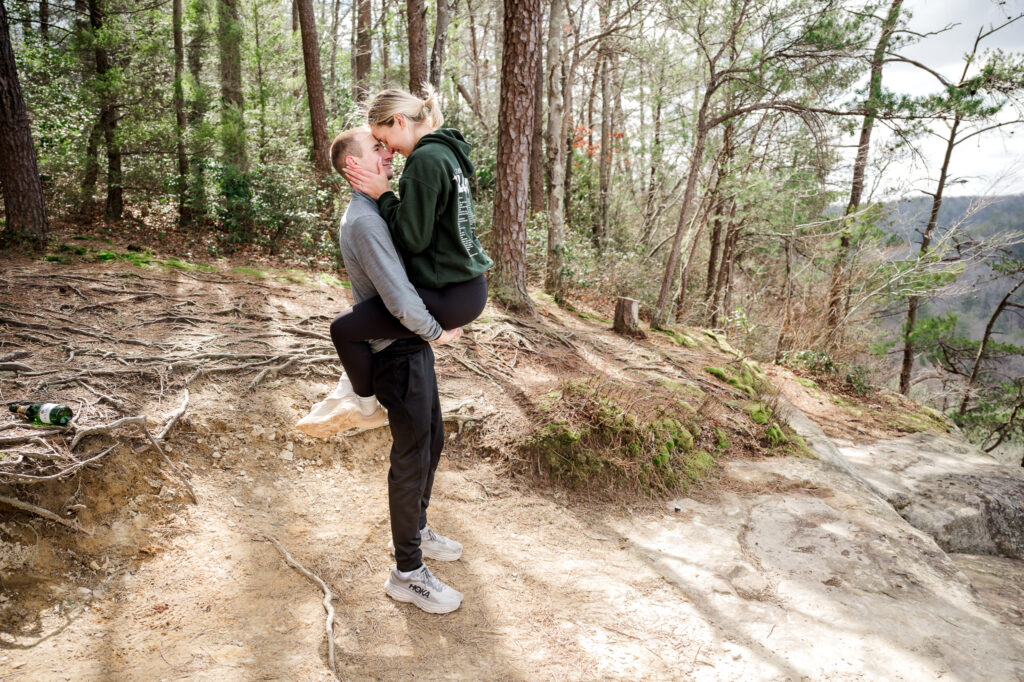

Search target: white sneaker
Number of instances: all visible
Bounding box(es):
[342,404,389,434]
[384,564,463,614]
[295,376,388,438]
[389,527,463,561]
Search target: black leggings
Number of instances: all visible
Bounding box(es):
[329,274,488,397]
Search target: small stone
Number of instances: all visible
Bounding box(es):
[89,561,100,571]
[281,451,294,461]
[77,587,92,597]
[268,432,276,442]
[285,441,294,451]
[212,451,221,459]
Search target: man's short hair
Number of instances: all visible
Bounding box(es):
[330,127,369,177]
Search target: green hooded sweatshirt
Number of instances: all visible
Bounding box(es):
[377,128,494,289]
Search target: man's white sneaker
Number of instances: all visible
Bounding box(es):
[384,564,463,614]
[388,526,463,561]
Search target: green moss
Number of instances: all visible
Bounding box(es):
[58,243,88,255]
[531,291,558,306]
[658,377,704,399]
[793,377,818,389]
[44,254,68,263]
[766,423,788,447]
[686,450,715,479]
[522,379,715,496]
[231,266,268,279]
[787,433,814,458]
[88,248,215,272]
[705,366,729,381]
[702,329,741,356]
[316,272,349,288]
[577,310,611,323]
[661,328,699,347]
[715,428,730,450]
[747,403,772,425]
[278,269,311,284]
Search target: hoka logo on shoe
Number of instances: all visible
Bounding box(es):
[409,584,431,598]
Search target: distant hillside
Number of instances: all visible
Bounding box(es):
[881,195,1024,347]
[885,194,1024,260]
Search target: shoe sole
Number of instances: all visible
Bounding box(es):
[384,579,462,614]
[388,541,462,562]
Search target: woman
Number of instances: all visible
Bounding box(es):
[330,86,492,417]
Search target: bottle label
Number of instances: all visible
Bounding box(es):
[38,403,59,424]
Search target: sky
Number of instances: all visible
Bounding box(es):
[861,0,1024,199]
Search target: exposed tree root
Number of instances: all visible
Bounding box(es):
[0,493,91,535]
[263,536,337,676]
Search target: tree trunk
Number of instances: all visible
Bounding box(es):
[529,11,544,217]
[675,188,716,321]
[595,32,612,248]
[491,0,539,314]
[354,0,370,101]
[585,46,601,149]
[651,91,711,327]
[543,0,565,296]
[704,121,734,307]
[186,0,209,221]
[640,77,663,245]
[380,0,389,76]
[78,119,101,216]
[958,275,1024,413]
[826,0,903,346]
[429,0,452,91]
[561,15,579,215]
[173,0,190,224]
[39,0,49,42]
[0,0,49,248]
[899,114,962,395]
[217,0,248,174]
[328,0,340,117]
[87,0,121,221]
[406,0,427,95]
[296,0,331,181]
[252,0,268,163]
[711,214,739,328]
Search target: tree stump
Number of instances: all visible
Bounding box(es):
[613,297,640,334]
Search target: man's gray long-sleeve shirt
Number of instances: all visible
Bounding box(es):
[338,191,442,352]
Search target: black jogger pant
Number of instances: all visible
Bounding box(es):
[372,338,444,573]
[330,275,487,397]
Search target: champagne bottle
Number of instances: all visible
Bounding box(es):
[8,402,73,426]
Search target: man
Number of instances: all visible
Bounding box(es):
[328,127,464,615]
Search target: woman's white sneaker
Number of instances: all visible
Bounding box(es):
[384,564,463,614]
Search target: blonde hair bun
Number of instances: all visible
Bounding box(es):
[367,85,444,130]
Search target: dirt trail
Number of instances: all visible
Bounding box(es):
[2,258,1023,680]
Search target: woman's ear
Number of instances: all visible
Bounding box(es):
[393,113,406,130]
